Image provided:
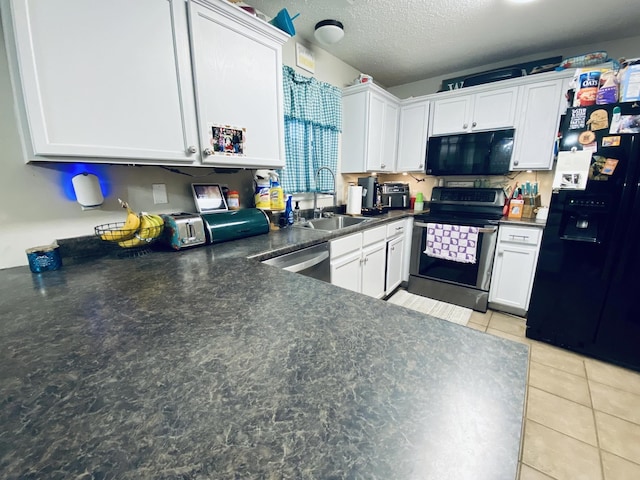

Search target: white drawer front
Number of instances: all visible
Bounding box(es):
[386,220,406,238]
[499,225,541,246]
[330,232,362,258]
[362,225,387,246]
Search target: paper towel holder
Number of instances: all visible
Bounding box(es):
[72,173,104,210]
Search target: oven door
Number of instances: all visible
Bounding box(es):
[410,219,498,291]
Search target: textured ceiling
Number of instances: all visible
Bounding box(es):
[243,0,640,87]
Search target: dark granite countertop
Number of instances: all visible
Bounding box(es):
[0,211,528,479]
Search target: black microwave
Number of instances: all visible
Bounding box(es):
[425,129,514,176]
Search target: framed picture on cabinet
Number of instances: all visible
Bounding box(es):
[208,123,246,156]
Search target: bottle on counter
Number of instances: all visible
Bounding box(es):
[293,201,301,223]
[227,190,240,210]
[284,195,294,225]
[269,172,285,211]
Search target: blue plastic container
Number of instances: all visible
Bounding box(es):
[26,244,62,273]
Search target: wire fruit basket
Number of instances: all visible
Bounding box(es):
[95,220,164,257]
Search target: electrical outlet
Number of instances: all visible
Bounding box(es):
[152,183,168,204]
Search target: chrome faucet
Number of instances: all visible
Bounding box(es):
[313,166,337,219]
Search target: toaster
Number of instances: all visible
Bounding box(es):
[160,213,206,250]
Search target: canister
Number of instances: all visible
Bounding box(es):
[26,244,62,273]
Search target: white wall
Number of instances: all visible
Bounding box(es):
[389,34,640,98]
[0,21,357,269]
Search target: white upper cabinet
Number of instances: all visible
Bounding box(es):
[189,0,286,168]
[396,98,429,172]
[430,87,518,136]
[511,78,569,171]
[2,0,287,168]
[341,83,399,173]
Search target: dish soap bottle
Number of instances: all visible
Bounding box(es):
[284,195,294,225]
[293,201,301,223]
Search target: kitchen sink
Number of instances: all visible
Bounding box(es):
[294,215,372,232]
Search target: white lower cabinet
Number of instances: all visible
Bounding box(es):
[489,224,543,316]
[385,235,404,294]
[361,243,387,297]
[330,225,387,298]
[384,219,410,295]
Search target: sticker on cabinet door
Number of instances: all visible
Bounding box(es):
[209,123,246,156]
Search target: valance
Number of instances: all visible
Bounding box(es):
[282,65,342,132]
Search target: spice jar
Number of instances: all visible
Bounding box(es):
[227,190,240,210]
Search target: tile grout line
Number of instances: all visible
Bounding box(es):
[526,418,602,451]
[584,359,606,480]
[517,337,533,479]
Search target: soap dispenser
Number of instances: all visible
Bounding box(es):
[293,201,301,223]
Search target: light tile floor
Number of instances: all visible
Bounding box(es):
[468,310,640,480]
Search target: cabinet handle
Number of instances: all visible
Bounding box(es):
[187,145,197,154]
[463,123,468,129]
[472,121,477,127]
[381,164,386,169]
[418,163,423,168]
[203,148,213,156]
[509,234,530,241]
[513,160,519,166]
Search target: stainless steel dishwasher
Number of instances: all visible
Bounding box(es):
[261,242,330,282]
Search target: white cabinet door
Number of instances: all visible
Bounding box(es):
[490,225,542,314]
[331,251,362,293]
[366,93,386,171]
[189,0,286,169]
[5,0,199,163]
[489,243,538,310]
[430,87,517,136]
[341,84,399,173]
[430,95,472,135]
[511,79,565,170]
[385,235,404,295]
[379,100,399,172]
[361,242,387,298]
[396,99,429,172]
[472,87,518,131]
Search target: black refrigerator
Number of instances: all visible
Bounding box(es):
[527,102,640,372]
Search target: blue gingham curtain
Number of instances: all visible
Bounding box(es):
[280,66,342,194]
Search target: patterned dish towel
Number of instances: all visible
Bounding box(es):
[424,223,479,264]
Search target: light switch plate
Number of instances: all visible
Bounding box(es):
[152,183,168,204]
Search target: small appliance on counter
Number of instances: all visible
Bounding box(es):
[381,182,410,209]
[201,208,270,244]
[358,176,386,215]
[357,176,380,209]
[160,213,206,250]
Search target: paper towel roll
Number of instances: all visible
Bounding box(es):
[346,185,363,215]
[72,173,104,208]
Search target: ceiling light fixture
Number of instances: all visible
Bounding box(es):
[314,20,344,46]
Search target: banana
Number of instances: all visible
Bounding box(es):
[100,201,140,241]
[117,214,164,248]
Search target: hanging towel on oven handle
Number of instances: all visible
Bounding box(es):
[424,223,479,264]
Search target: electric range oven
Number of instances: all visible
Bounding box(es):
[408,187,506,312]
